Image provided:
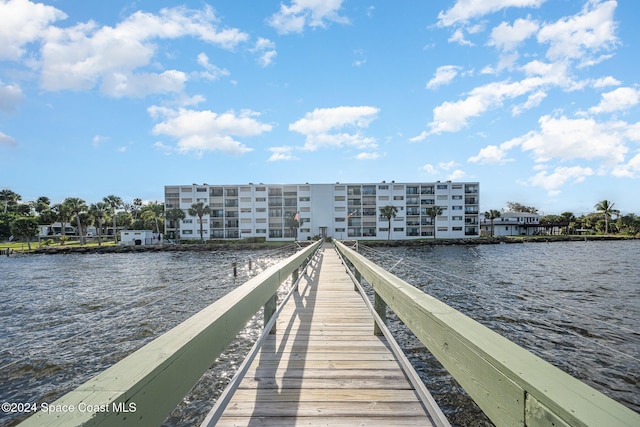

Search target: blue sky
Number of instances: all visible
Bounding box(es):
[1,0,639,216]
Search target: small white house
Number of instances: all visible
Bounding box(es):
[120,230,163,246]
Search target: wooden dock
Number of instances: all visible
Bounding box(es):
[212,245,439,426]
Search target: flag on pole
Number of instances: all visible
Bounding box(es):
[294,212,299,221]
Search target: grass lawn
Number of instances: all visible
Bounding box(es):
[1,238,118,252]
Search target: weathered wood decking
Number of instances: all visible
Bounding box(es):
[214,245,436,426]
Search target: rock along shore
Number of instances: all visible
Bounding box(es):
[27,235,636,255]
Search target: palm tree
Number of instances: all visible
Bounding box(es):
[484,209,501,237]
[165,208,186,242]
[103,195,123,244]
[63,197,88,245]
[188,202,211,243]
[132,198,143,219]
[560,212,575,235]
[51,203,71,242]
[0,189,21,213]
[379,205,398,240]
[594,200,619,234]
[141,202,165,234]
[425,206,443,239]
[90,202,109,246]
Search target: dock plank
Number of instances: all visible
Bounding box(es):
[214,245,436,426]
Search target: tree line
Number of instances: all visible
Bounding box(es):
[483,200,640,237]
[0,189,166,249]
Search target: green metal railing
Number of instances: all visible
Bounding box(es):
[19,240,321,427]
[334,240,640,427]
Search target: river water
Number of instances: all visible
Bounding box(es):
[0,240,638,426]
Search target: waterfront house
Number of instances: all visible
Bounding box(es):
[481,211,540,236]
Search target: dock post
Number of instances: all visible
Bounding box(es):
[373,292,387,336]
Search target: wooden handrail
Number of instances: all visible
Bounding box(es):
[335,240,640,427]
[19,240,322,427]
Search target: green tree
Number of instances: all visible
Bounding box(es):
[617,214,640,236]
[165,208,186,242]
[103,195,123,244]
[425,206,444,239]
[90,202,109,246]
[188,202,211,243]
[51,203,71,241]
[34,196,56,226]
[379,205,398,240]
[10,216,39,250]
[63,197,88,245]
[116,211,133,230]
[594,200,619,235]
[141,202,165,233]
[483,209,501,237]
[506,202,538,214]
[0,189,21,213]
[559,212,575,235]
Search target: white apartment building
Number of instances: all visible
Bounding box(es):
[164,181,480,241]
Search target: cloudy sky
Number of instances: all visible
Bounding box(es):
[1,0,639,215]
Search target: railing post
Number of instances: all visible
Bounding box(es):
[354,269,361,291]
[292,267,299,291]
[264,293,277,334]
[373,291,387,336]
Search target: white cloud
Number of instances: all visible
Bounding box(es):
[39,6,248,96]
[197,53,230,80]
[420,161,465,178]
[448,169,467,180]
[268,0,349,34]
[437,0,546,27]
[448,28,473,46]
[516,115,629,165]
[471,114,639,192]
[92,135,109,148]
[0,81,24,113]
[0,0,66,60]
[592,76,621,88]
[537,0,618,66]
[426,65,461,89]
[0,131,17,147]
[268,146,298,161]
[100,70,188,98]
[527,166,594,196]
[488,18,539,52]
[589,87,640,114]
[468,144,513,164]
[512,90,547,115]
[289,106,379,151]
[355,152,381,160]
[251,38,277,67]
[426,79,534,134]
[149,106,272,155]
[612,153,640,178]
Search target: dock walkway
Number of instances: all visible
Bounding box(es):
[212,244,438,426]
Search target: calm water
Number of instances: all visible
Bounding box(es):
[0,240,638,426]
[359,239,640,425]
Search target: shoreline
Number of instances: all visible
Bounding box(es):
[16,234,637,255]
